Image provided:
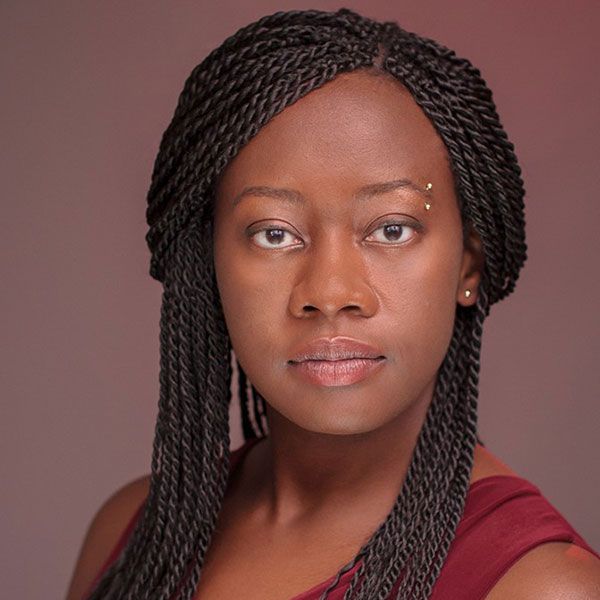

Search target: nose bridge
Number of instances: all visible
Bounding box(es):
[289,233,378,318]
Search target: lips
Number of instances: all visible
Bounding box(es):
[287,337,386,387]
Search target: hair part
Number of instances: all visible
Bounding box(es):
[88,8,526,599]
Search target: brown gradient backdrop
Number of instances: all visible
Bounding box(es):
[2,1,599,597]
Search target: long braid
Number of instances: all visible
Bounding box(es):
[88,216,231,600]
[88,9,526,600]
[237,360,268,439]
[237,359,257,440]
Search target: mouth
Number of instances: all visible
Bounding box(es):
[287,337,386,387]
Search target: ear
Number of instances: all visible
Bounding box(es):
[457,223,484,307]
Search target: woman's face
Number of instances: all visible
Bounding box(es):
[213,71,481,436]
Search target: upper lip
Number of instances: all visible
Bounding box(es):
[288,337,385,362]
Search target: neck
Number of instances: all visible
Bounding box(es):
[249,384,433,525]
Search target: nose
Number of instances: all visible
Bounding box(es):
[287,242,379,320]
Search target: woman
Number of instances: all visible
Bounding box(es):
[67,8,600,600]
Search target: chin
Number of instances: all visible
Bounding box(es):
[271,399,397,437]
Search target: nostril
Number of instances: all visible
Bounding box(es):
[290,282,379,320]
[344,304,362,312]
[302,302,362,315]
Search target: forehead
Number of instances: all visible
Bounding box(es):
[217,70,453,199]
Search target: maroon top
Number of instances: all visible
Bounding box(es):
[88,441,598,599]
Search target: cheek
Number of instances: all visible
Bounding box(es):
[214,241,283,362]
[374,239,463,364]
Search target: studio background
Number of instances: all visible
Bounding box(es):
[2,1,598,598]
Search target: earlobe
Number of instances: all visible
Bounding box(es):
[457,224,484,307]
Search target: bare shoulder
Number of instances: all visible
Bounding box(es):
[65,474,150,600]
[471,445,600,597]
[470,443,519,482]
[485,542,600,600]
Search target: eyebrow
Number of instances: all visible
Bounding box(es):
[354,179,431,201]
[231,178,430,207]
[232,186,304,206]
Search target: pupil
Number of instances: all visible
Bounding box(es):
[267,229,285,244]
[384,224,403,240]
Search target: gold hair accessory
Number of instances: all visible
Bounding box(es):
[464,290,471,298]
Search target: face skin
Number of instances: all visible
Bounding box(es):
[213,70,482,438]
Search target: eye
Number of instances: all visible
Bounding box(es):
[366,222,418,245]
[249,226,303,249]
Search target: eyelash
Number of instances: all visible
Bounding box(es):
[249,226,303,249]
[365,220,420,245]
[247,219,421,249]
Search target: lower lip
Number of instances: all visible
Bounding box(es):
[289,357,385,387]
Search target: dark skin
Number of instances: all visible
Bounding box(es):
[66,71,600,600]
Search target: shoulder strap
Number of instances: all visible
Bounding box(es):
[430,476,598,600]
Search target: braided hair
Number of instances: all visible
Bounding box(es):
[87,8,526,600]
